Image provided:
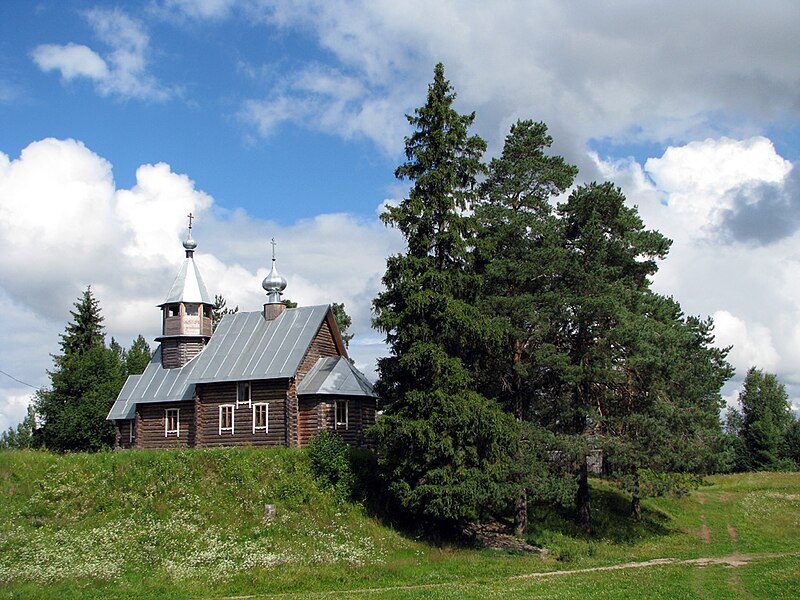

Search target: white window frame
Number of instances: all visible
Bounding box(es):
[236,381,252,408]
[219,404,235,435]
[335,400,349,430]
[252,403,269,433]
[129,418,136,443]
[165,408,180,437]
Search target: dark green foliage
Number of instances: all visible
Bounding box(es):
[33,287,147,452]
[59,286,105,356]
[372,64,518,526]
[35,344,125,452]
[307,431,354,501]
[734,368,796,471]
[212,294,238,330]
[124,335,152,376]
[331,302,354,348]
[0,404,37,449]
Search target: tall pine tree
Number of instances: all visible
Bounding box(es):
[371,64,517,527]
[475,119,578,535]
[556,182,672,533]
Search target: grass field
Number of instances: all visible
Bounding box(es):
[1,448,798,598]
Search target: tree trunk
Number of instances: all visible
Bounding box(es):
[631,471,642,521]
[576,460,593,535]
[514,489,528,537]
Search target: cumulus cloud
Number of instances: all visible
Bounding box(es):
[719,164,800,245]
[31,8,172,102]
[0,138,401,431]
[594,136,800,407]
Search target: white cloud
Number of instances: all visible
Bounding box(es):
[31,43,109,81]
[226,0,800,166]
[0,138,401,431]
[594,136,800,408]
[32,8,172,102]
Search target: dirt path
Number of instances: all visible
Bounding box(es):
[216,552,796,599]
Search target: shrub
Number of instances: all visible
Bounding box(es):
[307,432,354,501]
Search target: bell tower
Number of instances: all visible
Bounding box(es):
[156,214,214,368]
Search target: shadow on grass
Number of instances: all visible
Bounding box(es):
[527,485,675,550]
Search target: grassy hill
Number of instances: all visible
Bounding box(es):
[1,448,799,599]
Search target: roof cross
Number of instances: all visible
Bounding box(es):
[271,237,277,261]
[187,212,194,230]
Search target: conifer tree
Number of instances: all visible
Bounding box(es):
[125,335,152,376]
[737,367,794,470]
[475,119,578,535]
[34,287,126,451]
[371,64,517,526]
[556,182,672,533]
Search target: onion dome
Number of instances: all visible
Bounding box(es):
[262,238,287,304]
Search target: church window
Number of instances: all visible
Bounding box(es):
[335,400,348,430]
[165,408,180,437]
[237,381,251,407]
[185,304,198,316]
[253,403,268,433]
[219,404,234,434]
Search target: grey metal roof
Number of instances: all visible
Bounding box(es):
[107,305,332,420]
[297,356,376,398]
[161,256,212,305]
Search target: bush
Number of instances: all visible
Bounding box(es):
[307,432,354,501]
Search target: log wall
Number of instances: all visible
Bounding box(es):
[195,380,289,447]
[160,338,206,369]
[115,419,136,449]
[299,396,377,448]
[136,401,195,448]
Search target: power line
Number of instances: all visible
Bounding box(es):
[0,368,40,390]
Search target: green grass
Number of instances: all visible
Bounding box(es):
[1,449,798,599]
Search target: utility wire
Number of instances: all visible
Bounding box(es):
[0,368,39,390]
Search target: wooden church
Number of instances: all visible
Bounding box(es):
[107,220,377,449]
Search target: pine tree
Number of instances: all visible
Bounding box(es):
[371,64,518,527]
[475,119,577,535]
[556,182,672,533]
[212,294,238,330]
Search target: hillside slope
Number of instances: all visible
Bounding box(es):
[1,449,799,599]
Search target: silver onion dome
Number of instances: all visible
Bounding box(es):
[262,238,287,303]
[183,230,198,252]
[262,262,287,294]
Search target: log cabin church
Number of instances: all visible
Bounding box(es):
[107,221,377,449]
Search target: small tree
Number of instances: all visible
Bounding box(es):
[738,367,795,471]
[212,294,238,330]
[0,404,37,449]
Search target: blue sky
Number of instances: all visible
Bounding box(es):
[2,0,800,430]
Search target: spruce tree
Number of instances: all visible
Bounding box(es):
[34,287,126,451]
[371,64,517,527]
[125,335,152,376]
[738,367,794,470]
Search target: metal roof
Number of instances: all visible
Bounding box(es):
[297,356,376,397]
[107,305,332,420]
[161,255,212,306]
